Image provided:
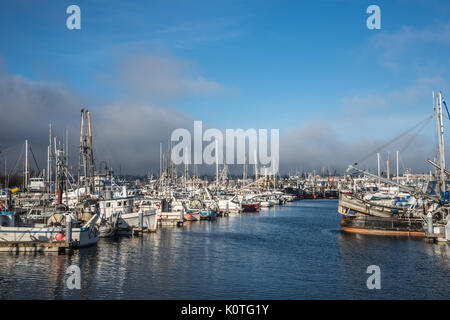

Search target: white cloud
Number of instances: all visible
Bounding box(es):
[368,21,450,71]
[118,52,224,102]
[341,76,446,119]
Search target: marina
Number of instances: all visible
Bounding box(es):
[0,98,449,300]
[1,101,450,250]
[1,0,450,302]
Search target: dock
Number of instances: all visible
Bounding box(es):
[131,226,157,235]
[424,224,449,243]
[157,212,184,227]
[0,241,70,253]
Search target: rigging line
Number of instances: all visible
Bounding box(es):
[9,142,25,177]
[355,114,434,165]
[443,100,450,120]
[399,115,433,153]
[28,146,41,175]
[399,156,406,173]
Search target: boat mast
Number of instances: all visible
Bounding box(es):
[65,128,69,175]
[254,148,258,181]
[24,139,28,190]
[55,143,64,205]
[215,139,219,189]
[159,142,162,178]
[167,137,172,183]
[54,137,57,197]
[86,110,95,191]
[377,152,380,186]
[387,152,390,180]
[396,150,399,183]
[436,91,446,193]
[243,151,247,181]
[78,109,84,189]
[48,124,52,193]
[3,155,6,189]
[82,115,88,193]
[184,146,188,190]
[65,128,69,205]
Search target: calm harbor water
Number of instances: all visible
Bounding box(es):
[0,199,449,299]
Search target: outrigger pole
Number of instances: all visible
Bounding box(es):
[346,164,439,202]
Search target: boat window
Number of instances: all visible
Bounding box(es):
[106,202,111,207]
[124,201,127,206]
[118,202,122,206]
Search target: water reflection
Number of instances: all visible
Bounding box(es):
[337,230,449,299]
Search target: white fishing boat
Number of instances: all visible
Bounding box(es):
[98,190,157,232]
[0,210,99,251]
[218,196,242,214]
[119,210,157,232]
[98,191,133,235]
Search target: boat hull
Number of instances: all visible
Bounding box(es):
[0,226,99,248]
[119,212,157,232]
[0,226,63,242]
[340,215,425,237]
[72,227,99,247]
[242,203,259,212]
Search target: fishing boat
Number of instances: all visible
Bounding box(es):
[97,190,133,236]
[339,91,449,238]
[0,210,99,251]
[217,194,242,214]
[119,210,157,232]
[338,192,427,236]
[242,202,259,212]
[200,209,217,220]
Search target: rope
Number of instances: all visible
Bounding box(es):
[399,115,433,153]
[29,145,41,175]
[354,114,434,165]
[9,141,25,176]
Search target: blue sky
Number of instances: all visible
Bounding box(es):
[1,0,449,173]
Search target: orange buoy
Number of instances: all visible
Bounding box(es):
[185,214,193,221]
[55,233,65,241]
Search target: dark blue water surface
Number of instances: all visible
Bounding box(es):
[0,200,449,299]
